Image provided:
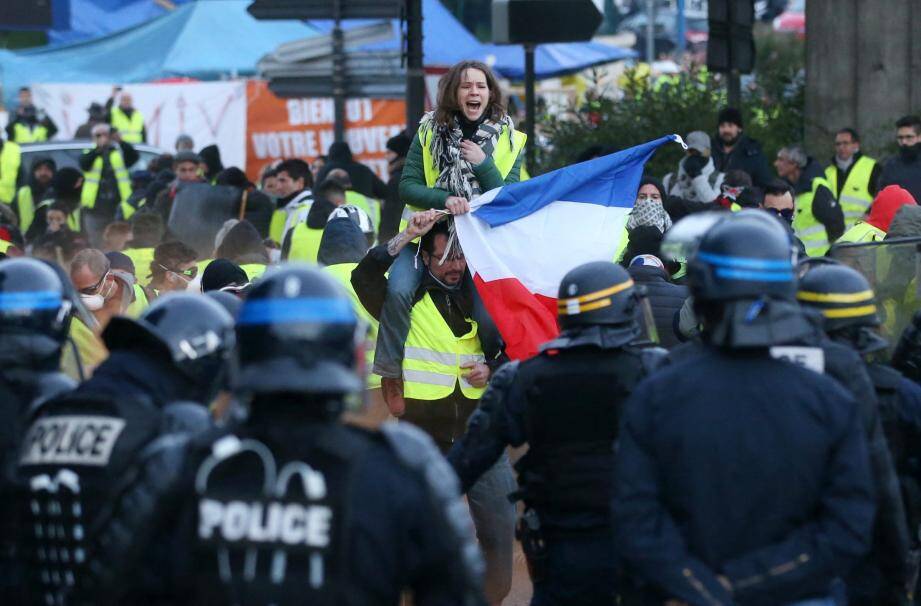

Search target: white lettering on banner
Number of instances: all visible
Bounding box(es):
[286,99,335,126]
[198,499,332,547]
[21,416,126,466]
[251,131,320,159]
[345,99,373,123]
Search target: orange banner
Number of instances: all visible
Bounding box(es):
[246,80,406,183]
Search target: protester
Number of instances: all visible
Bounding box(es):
[774,143,843,256]
[200,257,249,295]
[174,133,194,152]
[74,101,106,139]
[11,156,55,234]
[323,167,381,231]
[269,158,314,244]
[759,177,796,226]
[106,87,146,143]
[26,166,84,242]
[380,130,412,242]
[149,240,198,294]
[123,212,164,286]
[352,211,515,606]
[214,220,270,281]
[102,220,133,252]
[710,106,773,188]
[826,127,880,228]
[376,60,526,409]
[663,130,724,203]
[713,169,753,210]
[198,144,223,183]
[152,151,205,222]
[259,165,278,197]
[214,166,275,238]
[79,122,138,244]
[5,86,57,143]
[618,177,673,263]
[879,115,921,203]
[316,141,388,200]
[63,249,116,379]
[838,184,918,243]
[0,129,22,205]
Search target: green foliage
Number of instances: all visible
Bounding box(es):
[536,29,806,179]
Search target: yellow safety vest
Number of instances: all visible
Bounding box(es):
[239,263,268,281]
[402,293,486,401]
[825,156,877,229]
[127,283,150,318]
[345,190,380,234]
[61,318,107,381]
[837,221,886,244]
[123,247,156,286]
[80,148,132,209]
[0,141,22,204]
[323,262,381,389]
[12,122,49,143]
[110,107,145,144]
[287,223,323,263]
[35,198,81,232]
[120,196,144,220]
[0,239,12,255]
[399,123,527,231]
[14,185,36,233]
[792,176,834,257]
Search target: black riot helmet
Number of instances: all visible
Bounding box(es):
[557,261,641,339]
[797,263,888,354]
[688,209,796,303]
[103,293,236,403]
[0,258,72,367]
[235,264,363,395]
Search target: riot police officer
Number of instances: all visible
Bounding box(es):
[613,210,876,605]
[0,258,76,604]
[173,265,484,605]
[18,293,235,605]
[447,261,664,605]
[799,262,921,604]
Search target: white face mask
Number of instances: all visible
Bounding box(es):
[80,293,105,311]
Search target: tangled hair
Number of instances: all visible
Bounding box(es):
[434,60,506,126]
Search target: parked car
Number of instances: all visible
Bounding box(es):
[772,0,805,36]
[17,140,165,185]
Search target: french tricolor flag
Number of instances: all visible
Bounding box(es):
[455,135,682,360]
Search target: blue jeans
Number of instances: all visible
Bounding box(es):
[373,245,501,378]
[467,452,516,604]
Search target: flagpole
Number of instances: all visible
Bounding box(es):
[524,44,536,173]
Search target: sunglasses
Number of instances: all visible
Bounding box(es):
[158,263,198,280]
[79,270,110,295]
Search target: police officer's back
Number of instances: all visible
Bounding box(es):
[799,262,921,604]
[448,261,664,605]
[17,293,234,605]
[175,265,483,606]
[0,259,76,604]
[612,210,877,605]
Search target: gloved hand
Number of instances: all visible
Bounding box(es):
[683,154,708,178]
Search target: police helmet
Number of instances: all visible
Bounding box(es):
[205,290,243,319]
[235,264,363,395]
[328,204,374,237]
[688,209,796,303]
[557,262,640,333]
[0,258,72,361]
[797,263,888,353]
[103,293,236,402]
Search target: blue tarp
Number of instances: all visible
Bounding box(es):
[48,0,193,46]
[0,0,318,105]
[310,0,636,80]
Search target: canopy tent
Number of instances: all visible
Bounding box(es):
[0,0,318,106]
[47,0,193,46]
[308,0,636,80]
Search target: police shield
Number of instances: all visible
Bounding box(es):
[828,236,921,355]
[168,183,242,257]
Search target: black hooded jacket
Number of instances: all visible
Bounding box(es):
[710,133,773,188]
[317,217,367,266]
[316,142,389,200]
[628,264,688,349]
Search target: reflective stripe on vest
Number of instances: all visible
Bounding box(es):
[0,239,12,255]
[792,176,833,257]
[324,262,381,389]
[824,156,876,228]
[0,141,22,204]
[287,223,323,263]
[12,122,49,143]
[837,221,886,244]
[399,123,526,232]
[15,186,36,232]
[402,293,486,401]
[110,107,144,144]
[239,263,268,280]
[80,149,132,209]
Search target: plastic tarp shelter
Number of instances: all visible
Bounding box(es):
[0,0,319,106]
[309,0,636,80]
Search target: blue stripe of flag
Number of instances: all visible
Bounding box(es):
[474,135,678,228]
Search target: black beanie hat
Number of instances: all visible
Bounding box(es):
[718,107,744,128]
[386,131,412,158]
[201,258,248,292]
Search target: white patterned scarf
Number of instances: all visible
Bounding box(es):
[420,111,515,200]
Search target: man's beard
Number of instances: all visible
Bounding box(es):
[721,132,741,147]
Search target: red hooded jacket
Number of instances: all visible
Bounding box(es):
[866,185,917,232]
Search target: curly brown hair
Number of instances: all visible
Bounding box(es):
[433,60,506,126]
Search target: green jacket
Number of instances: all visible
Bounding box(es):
[398,128,524,210]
